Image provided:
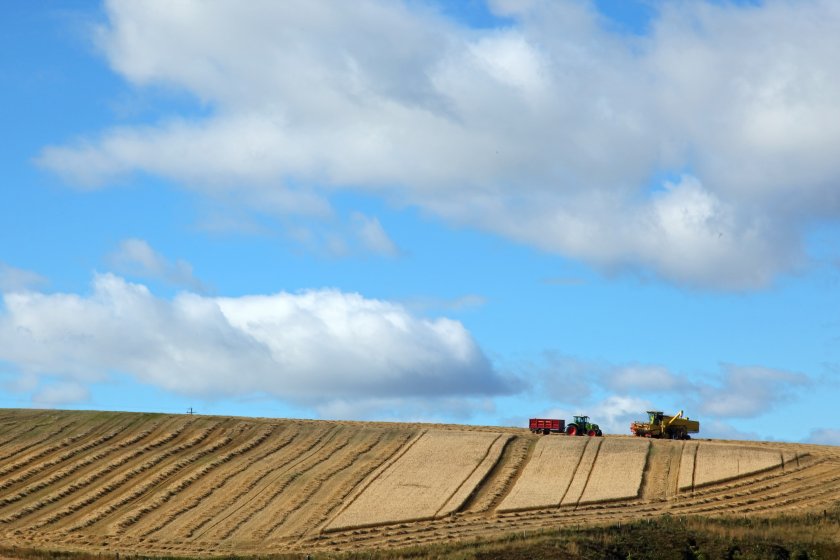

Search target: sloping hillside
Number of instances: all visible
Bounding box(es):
[0,409,838,556]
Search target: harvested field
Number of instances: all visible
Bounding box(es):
[498,436,587,511]
[579,438,649,503]
[327,430,505,530]
[561,437,602,505]
[0,409,838,557]
[677,440,698,491]
[689,442,791,489]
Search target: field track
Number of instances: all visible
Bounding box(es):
[0,409,838,556]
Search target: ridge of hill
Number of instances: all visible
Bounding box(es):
[0,409,838,557]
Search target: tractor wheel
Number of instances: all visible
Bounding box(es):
[566,425,577,436]
[596,430,603,437]
[587,429,596,437]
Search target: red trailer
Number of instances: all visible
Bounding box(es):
[529,418,565,435]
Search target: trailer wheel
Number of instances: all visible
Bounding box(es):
[543,428,550,435]
[566,425,577,436]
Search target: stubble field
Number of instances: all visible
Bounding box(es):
[0,409,838,557]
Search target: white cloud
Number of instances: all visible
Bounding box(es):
[315,396,496,423]
[108,238,206,291]
[36,0,840,289]
[402,293,487,314]
[0,263,48,292]
[605,364,685,393]
[544,395,652,435]
[530,353,810,424]
[532,351,598,403]
[695,364,810,418]
[0,274,511,413]
[32,382,90,407]
[807,428,840,446]
[351,212,400,257]
[697,419,764,442]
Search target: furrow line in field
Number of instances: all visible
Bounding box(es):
[674,455,819,501]
[315,498,669,552]
[579,440,649,505]
[436,435,510,518]
[215,429,351,541]
[183,427,332,539]
[209,448,840,554]
[0,424,187,523]
[115,427,275,532]
[326,431,504,532]
[263,432,387,540]
[554,437,600,508]
[493,470,781,522]
[0,420,81,467]
[65,430,235,532]
[466,436,532,515]
[0,420,57,449]
[672,468,840,515]
[734,480,840,514]
[677,476,840,516]
[0,428,157,509]
[11,425,206,529]
[307,432,414,539]
[312,454,831,550]
[320,463,816,552]
[491,461,829,522]
[323,429,426,532]
[138,426,299,539]
[0,430,94,479]
[573,437,603,508]
[0,427,130,493]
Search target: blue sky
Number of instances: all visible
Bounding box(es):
[2,0,840,444]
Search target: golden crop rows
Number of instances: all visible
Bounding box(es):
[0,410,836,556]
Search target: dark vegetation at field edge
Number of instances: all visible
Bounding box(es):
[3,508,840,560]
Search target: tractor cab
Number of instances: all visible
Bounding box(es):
[648,411,664,425]
[567,415,602,437]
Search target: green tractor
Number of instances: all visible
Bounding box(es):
[566,415,602,437]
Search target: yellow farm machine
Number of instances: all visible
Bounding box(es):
[630,410,699,439]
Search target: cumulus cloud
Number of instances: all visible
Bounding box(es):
[108,238,206,291]
[0,263,48,292]
[0,274,512,412]
[36,0,840,289]
[530,353,810,426]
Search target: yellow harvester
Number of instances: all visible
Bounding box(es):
[630,410,699,439]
